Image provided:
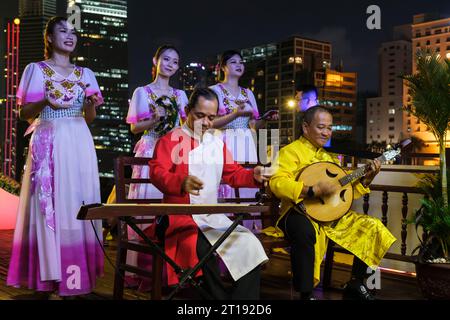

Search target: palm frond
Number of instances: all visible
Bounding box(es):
[402,50,450,139]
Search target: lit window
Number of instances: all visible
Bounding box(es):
[388,109,396,115]
[332,125,353,131]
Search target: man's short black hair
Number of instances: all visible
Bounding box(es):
[187,88,219,112]
[302,105,332,125]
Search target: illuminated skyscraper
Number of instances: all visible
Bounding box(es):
[68,0,131,188]
[315,69,357,142]
[409,13,450,154]
[366,13,449,159]
[19,0,57,73]
[177,62,208,97]
[240,37,333,145]
[366,25,412,146]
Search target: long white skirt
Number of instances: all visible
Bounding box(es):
[220,128,261,230]
[7,117,103,296]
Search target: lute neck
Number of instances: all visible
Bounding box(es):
[339,154,386,187]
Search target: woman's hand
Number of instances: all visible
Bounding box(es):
[84,93,102,110]
[235,101,254,117]
[261,110,279,121]
[155,106,166,120]
[46,95,70,111]
[83,93,101,124]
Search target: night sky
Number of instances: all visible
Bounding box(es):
[1,1,448,95]
[128,0,449,94]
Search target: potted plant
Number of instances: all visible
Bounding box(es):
[0,173,20,196]
[402,50,450,299]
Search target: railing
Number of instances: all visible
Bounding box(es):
[119,158,436,266]
[236,164,436,264]
[363,185,425,263]
[356,166,438,264]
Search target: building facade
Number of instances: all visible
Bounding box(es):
[409,13,450,153]
[240,37,333,146]
[316,69,357,143]
[177,62,208,97]
[366,25,412,145]
[68,0,131,187]
[19,0,57,73]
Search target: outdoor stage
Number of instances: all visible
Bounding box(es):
[0,229,423,301]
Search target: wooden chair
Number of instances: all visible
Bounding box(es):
[322,241,352,289]
[256,182,348,290]
[113,156,164,300]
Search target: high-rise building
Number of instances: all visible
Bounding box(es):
[315,69,357,142]
[355,91,377,147]
[240,43,278,110]
[409,13,450,153]
[177,62,208,97]
[19,0,57,73]
[241,37,341,146]
[367,14,450,156]
[366,25,412,145]
[1,18,20,179]
[68,0,131,191]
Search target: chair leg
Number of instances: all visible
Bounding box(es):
[151,252,163,300]
[113,242,127,300]
[322,241,335,289]
[113,222,128,300]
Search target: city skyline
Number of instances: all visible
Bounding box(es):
[128,0,449,94]
[0,0,449,178]
[71,0,131,183]
[2,0,448,94]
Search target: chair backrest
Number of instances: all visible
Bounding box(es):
[114,156,162,204]
[114,156,162,230]
[114,158,280,228]
[263,183,281,228]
